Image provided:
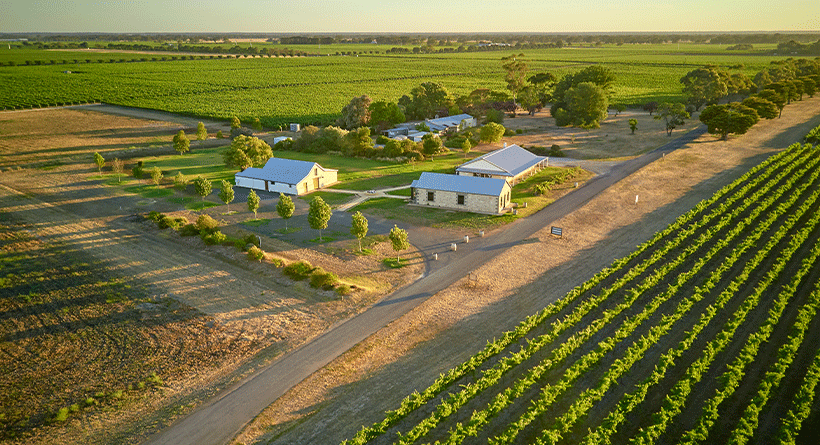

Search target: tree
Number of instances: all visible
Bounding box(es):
[93,152,105,174]
[369,101,405,130]
[642,101,659,115]
[308,196,332,241]
[611,103,626,117]
[247,189,260,219]
[501,53,528,106]
[194,176,212,200]
[224,135,273,169]
[219,180,234,205]
[173,171,186,189]
[527,72,557,105]
[398,82,452,120]
[480,122,505,143]
[460,138,472,157]
[350,211,369,252]
[805,126,820,147]
[342,126,373,157]
[680,67,729,110]
[150,166,163,186]
[699,102,760,141]
[518,86,541,115]
[276,193,295,229]
[111,158,124,182]
[337,95,372,129]
[654,102,690,136]
[173,130,190,155]
[755,89,786,117]
[196,122,207,144]
[741,96,779,120]
[230,116,241,137]
[801,77,817,98]
[564,82,609,128]
[629,118,638,134]
[389,225,409,261]
[421,133,444,156]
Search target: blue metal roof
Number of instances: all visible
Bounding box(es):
[410,172,508,196]
[457,144,546,177]
[235,158,335,185]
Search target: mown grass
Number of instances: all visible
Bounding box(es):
[299,190,355,206]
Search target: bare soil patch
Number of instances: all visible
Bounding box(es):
[232,97,820,445]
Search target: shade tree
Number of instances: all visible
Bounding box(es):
[699,102,760,141]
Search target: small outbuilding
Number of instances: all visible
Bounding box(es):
[456,144,547,185]
[235,158,338,195]
[410,172,511,215]
[425,114,476,132]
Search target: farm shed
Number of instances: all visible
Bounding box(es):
[235,158,338,196]
[410,172,511,215]
[425,114,476,132]
[456,144,547,185]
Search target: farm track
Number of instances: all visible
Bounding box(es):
[343,142,820,445]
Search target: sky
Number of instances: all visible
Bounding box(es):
[1,0,819,34]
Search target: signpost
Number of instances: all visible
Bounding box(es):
[551,226,563,238]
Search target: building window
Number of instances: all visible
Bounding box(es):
[427,191,435,202]
[457,194,466,205]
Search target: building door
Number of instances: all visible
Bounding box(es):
[313,177,320,189]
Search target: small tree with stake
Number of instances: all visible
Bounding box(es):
[350,211,369,252]
[194,176,212,200]
[629,118,638,134]
[173,130,190,155]
[389,225,409,262]
[277,193,295,230]
[112,158,124,182]
[308,196,331,241]
[247,189,260,219]
[93,152,105,174]
[219,180,234,205]
[196,122,207,145]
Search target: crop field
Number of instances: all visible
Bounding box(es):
[0,44,790,127]
[343,141,820,445]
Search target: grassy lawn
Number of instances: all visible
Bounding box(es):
[139,146,237,186]
[355,166,590,230]
[386,188,412,197]
[241,218,271,227]
[124,184,174,199]
[299,190,355,207]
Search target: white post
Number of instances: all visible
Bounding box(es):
[433,253,438,260]
[463,235,469,243]
[635,194,639,205]
[451,243,457,251]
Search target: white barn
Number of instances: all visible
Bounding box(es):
[235,158,338,195]
[456,144,547,185]
[410,172,511,215]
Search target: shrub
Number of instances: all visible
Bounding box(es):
[247,246,265,261]
[310,267,339,290]
[515,128,523,134]
[132,165,143,179]
[548,144,564,157]
[157,215,176,229]
[335,284,353,296]
[195,214,219,233]
[243,234,258,246]
[283,260,314,280]
[201,230,226,245]
[216,130,224,138]
[376,134,391,145]
[270,258,285,267]
[54,407,70,422]
[179,223,200,236]
[146,211,163,222]
[485,108,505,124]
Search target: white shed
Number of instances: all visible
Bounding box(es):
[235,158,338,195]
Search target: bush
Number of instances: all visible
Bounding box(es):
[375,134,391,145]
[216,130,224,138]
[515,128,523,134]
[548,144,564,157]
[247,245,265,261]
[283,260,314,280]
[146,211,163,222]
[179,223,200,236]
[54,407,70,422]
[157,215,186,230]
[335,284,353,296]
[309,267,339,290]
[196,214,219,233]
[132,165,143,179]
[485,108,505,124]
[201,230,226,245]
[243,234,258,246]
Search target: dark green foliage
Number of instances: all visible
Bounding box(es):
[309,267,340,290]
[195,214,219,233]
[179,224,200,236]
[200,230,226,245]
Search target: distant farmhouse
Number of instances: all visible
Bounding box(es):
[382,114,476,140]
[235,158,337,195]
[410,172,511,215]
[456,144,547,185]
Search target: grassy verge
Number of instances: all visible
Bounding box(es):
[300,191,355,207]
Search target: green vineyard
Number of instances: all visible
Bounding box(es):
[344,140,820,444]
[0,45,787,127]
